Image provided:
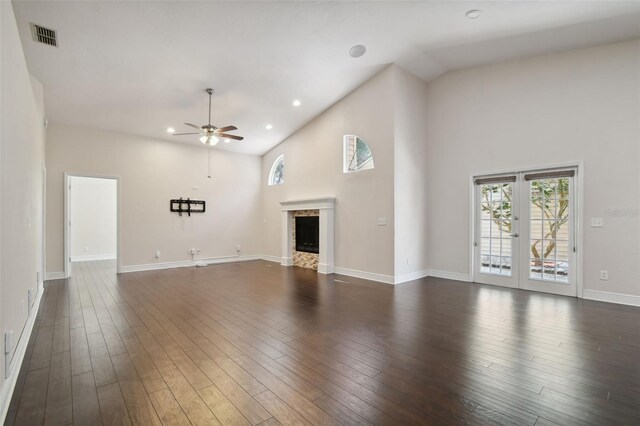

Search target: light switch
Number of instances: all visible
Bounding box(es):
[591,217,603,227]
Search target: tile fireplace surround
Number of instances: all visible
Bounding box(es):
[280,198,335,274]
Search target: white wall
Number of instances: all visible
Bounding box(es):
[425,39,640,297]
[0,0,46,419]
[394,67,429,280]
[69,176,117,260]
[261,66,396,280]
[46,124,262,273]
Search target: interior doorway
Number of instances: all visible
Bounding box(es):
[64,174,120,277]
[472,167,580,297]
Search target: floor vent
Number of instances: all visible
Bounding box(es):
[30,23,57,47]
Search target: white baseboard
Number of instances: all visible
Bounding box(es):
[121,254,262,273]
[261,254,281,263]
[45,271,66,280]
[1,286,44,423]
[317,263,335,274]
[333,267,395,285]
[394,269,430,285]
[582,289,640,307]
[70,254,116,262]
[427,269,472,282]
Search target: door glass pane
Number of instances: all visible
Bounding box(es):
[479,183,513,276]
[529,178,570,283]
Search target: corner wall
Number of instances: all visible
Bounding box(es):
[1,0,46,420]
[394,67,429,282]
[46,124,262,274]
[261,66,396,281]
[425,39,640,299]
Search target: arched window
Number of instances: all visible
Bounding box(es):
[343,135,374,173]
[268,154,284,185]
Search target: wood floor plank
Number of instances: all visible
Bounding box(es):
[13,367,49,425]
[72,371,103,425]
[111,352,163,426]
[198,384,252,426]
[159,368,222,425]
[253,391,311,426]
[96,382,133,426]
[44,351,73,425]
[147,388,191,426]
[5,260,640,426]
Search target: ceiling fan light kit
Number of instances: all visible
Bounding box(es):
[173,88,244,147]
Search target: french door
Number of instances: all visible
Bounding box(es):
[473,169,577,297]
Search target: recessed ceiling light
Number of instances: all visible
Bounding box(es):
[349,45,366,58]
[292,99,301,107]
[265,124,273,130]
[166,127,175,133]
[465,9,482,19]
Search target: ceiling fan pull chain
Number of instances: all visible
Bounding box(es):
[208,148,212,179]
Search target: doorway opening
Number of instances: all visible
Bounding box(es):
[472,167,580,297]
[64,174,120,277]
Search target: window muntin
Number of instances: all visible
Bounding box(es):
[479,183,513,276]
[268,154,284,186]
[343,135,374,173]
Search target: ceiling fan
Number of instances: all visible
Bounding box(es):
[173,88,243,146]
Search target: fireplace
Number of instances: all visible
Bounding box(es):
[295,216,319,254]
[280,198,335,274]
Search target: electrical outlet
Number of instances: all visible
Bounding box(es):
[155,250,161,258]
[600,270,608,280]
[195,248,200,254]
[377,217,387,226]
[84,246,89,252]
[236,245,241,253]
[591,217,604,227]
[188,248,196,255]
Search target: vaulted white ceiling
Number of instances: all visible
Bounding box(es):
[13,1,640,155]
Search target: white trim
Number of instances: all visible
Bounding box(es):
[317,263,335,274]
[333,266,395,285]
[64,173,122,278]
[45,272,66,280]
[280,257,294,266]
[583,290,640,307]
[427,269,472,282]
[0,287,43,423]
[280,197,336,211]
[261,254,281,263]
[71,254,116,262]
[120,254,262,273]
[394,269,430,284]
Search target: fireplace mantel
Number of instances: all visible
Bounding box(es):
[280,198,335,274]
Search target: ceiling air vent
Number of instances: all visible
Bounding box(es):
[30,23,57,47]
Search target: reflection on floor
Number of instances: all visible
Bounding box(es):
[5,260,640,425]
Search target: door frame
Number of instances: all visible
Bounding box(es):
[64,172,122,278]
[469,161,584,298]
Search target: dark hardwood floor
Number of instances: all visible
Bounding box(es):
[4,259,640,425]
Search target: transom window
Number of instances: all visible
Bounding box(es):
[343,135,374,173]
[268,154,284,186]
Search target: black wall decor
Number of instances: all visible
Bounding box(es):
[170,198,206,216]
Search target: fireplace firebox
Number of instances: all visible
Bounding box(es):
[295,216,319,254]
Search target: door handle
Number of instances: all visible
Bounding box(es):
[511,233,519,238]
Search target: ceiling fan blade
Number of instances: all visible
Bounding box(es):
[217,133,244,141]
[173,132,200,136]
[215,125,237,133]
[184,123,202,130]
